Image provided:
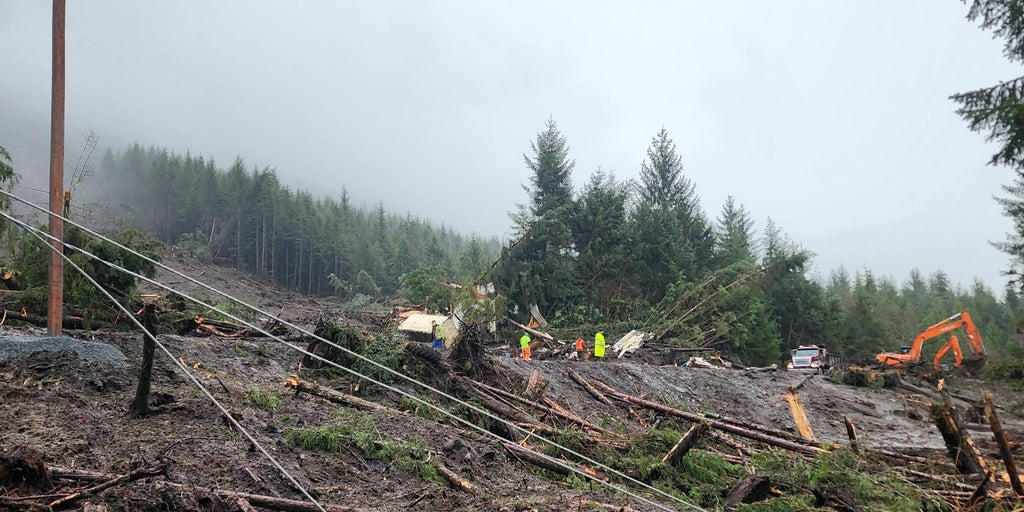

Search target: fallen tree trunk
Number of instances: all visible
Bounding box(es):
[586,376,825,455]
[567,369,612,405]
[194,487,370,512]
[284,376,395,414]
[471,379,614,436]
[45,468,368,512]
[48,464,166,509]
[783,387,815,441]
[932,405,985,476]
[437,465,474,492]
[502,442,609,482]
[662,421,709,466]
[458,382,555,435]
[723,475,771,509]
[506,318,554,341]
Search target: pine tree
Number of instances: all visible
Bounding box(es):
[633,128,714,293]
[499,118,579,313]
[714,195,756,267]
[952,0,1024,287]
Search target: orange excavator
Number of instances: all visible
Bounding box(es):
[874,311,987,375]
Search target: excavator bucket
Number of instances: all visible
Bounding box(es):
[961,356,987,377]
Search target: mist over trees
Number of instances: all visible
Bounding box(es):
[93,144,500,299]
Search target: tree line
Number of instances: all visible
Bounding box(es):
[492,120,1023,366]
[92,144,500,299]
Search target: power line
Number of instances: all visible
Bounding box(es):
[0,189,708,511]
[4,211,326,512]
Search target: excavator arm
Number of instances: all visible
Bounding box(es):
[932,335,964,373]
[876,311,987,375]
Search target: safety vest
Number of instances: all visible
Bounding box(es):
[433,324,443,339]
[520,334,531,349]
[575,338,585,351]
[594,332,606,357]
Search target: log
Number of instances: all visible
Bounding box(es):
[524,369,545,398]
[932,406,985,476]
[506,318,554,341]
[723,475,771,509]
[662,421,709,466]
[284,376,394,414]
[502,442,609,482]
[843,417,858,444]
[783,387,815,441]
[48,464,166,509]
[967,469,992,509]
[936,379,987,476]
[129,304,157,418]
[567,369,612,405]
[236,498,258,512]
[437,465,474,492]
[984,391,1023,496]
[471,380,614,436]
[47,468,368,511]
[202,488,369,512]
[1,269,23,290]
[588,377,826,455]
[459,382,554,435]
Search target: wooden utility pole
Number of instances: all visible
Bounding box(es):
[48,0,66,336]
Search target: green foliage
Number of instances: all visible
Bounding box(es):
[398,396,441,421]
[177,230,213,263]
[311,320,404,390]
[747,448,940,512]
[286,410,441,484]
[211,298,256,324]
[354,270,380,296]
[10,224,161,324]
[244,388,281,410]
[399,265,455,311]
[984,355,1024,391]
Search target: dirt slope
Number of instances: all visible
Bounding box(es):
[1,250,1022,511]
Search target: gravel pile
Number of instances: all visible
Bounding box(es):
[0,335,126,367]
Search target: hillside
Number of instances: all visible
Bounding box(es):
[1,249,1023,511]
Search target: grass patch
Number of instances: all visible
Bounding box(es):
[244,388,281,410]
[286,410,441,485]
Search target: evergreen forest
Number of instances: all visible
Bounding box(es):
[60,124,1024,369]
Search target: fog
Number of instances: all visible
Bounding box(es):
[0,1,1019,291]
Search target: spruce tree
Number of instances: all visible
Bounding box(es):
[952,0,1024,286]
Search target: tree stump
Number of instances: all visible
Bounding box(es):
[0,445,53,493]
[724,475,771,509]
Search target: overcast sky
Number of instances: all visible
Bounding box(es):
[1,1,1020,292]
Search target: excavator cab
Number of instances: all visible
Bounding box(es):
[898,346,911,355]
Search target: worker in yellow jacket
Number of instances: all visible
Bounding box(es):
[520,332,532,360]
[594,331,606,360]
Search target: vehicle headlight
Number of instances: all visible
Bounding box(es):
[810,361,820,368]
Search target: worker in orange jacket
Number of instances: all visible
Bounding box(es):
[574,337,587,360]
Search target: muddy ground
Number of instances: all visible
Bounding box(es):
[1,250,1023,511]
